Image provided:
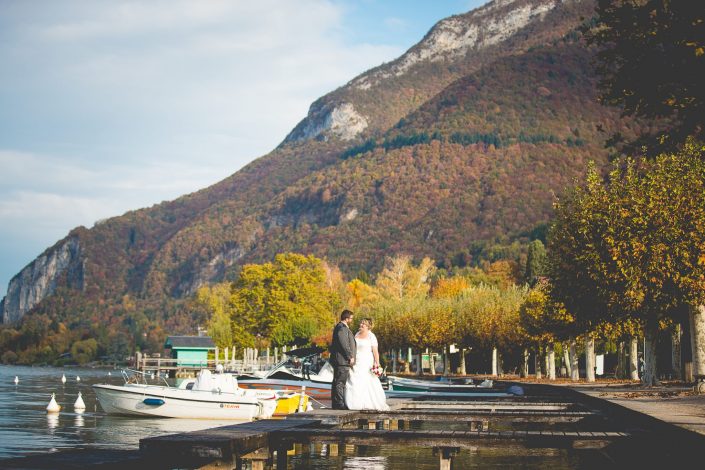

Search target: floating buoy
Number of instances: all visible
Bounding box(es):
[74,392,86,412]
[76,375,81,382]
[61,374,66,384]
[14,376,19,385]
[46,393,61,413]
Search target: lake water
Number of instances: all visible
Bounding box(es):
[0,365,612,468]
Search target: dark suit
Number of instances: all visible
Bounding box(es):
[329,321,356,409]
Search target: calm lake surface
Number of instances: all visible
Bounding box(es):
[0,365,612,468]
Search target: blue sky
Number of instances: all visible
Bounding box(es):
[0,0,486,297]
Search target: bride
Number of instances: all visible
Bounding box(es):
[344,318,389,411]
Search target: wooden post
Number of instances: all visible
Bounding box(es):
[276,443,292,468]
[433,447,459,470]
[240,448,268,470]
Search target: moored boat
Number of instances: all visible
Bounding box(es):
[384,376,510,398]
[93,369,277,420]
[236,346,333,401]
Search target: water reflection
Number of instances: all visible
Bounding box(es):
[343,456,387,469]
[74,414,84,428]
[46,414,59,431]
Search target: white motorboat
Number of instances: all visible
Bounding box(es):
[384,376,510,398]
[237,346,334,401]
[93,369,277,420]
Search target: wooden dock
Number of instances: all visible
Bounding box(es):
[135,391,627,469]
[4,382,705,469]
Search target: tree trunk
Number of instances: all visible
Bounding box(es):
[585,335,595,382]
[405,347,411,374]
[491,347,498,377]
[429,349,436,376]
[563,342,571,378]
[443,345,451,375]
[671,324,682,380]
[616,341,625,379]
[643,326,660,386]
[459,348,467,375]
[629,336,640,380]
[534,344,542,380]
[417,351,423,376]
[569,338,579,381]
[391,349,397,374]
[521,348,529,378]
[547,342,556,380]
[689,305,705,377]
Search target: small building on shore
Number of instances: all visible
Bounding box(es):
[164,335,215,367]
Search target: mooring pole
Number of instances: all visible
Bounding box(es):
[433,447,460,470]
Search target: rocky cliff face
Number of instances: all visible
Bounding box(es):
[284,0,565,144]
[1,236,83,324]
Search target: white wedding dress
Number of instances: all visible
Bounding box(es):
[344,332,389,411]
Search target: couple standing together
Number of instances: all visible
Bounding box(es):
[329,310,389,411]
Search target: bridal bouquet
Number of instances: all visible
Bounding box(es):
[370,365,384,378]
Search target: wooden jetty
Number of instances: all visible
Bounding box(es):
[136,393,627,469]
[4,382,705,469]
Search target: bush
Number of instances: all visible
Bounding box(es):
[1,350,18,364]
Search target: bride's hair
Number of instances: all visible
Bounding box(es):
[360,318,374,329]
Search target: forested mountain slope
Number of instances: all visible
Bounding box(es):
[1,0,639,360]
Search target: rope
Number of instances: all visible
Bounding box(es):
[304,394,329,409]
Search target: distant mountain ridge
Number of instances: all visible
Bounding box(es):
[2,0,631,339]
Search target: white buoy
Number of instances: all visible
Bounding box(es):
[76,375,81,382]
[74,392,86,412]
[61,374,66,384]
[14,376,19,385]
[108,372,111,376]
[46,393,61,413]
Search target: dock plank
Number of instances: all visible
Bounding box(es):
[139,419,318,462]
[273,427,630,450]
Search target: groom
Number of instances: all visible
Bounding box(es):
[329,309,356,409]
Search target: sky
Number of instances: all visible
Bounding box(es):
[0,0,486,297]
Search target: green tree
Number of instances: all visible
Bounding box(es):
[549,143,705,384]
[71,338,98,365]
[230,253,340,347]
[197,283,234,348]
[524,240,547,286]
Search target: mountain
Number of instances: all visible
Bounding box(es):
[1,0,639,358]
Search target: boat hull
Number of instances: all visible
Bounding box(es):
[93,384,266,420]
[237,378,331,401]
